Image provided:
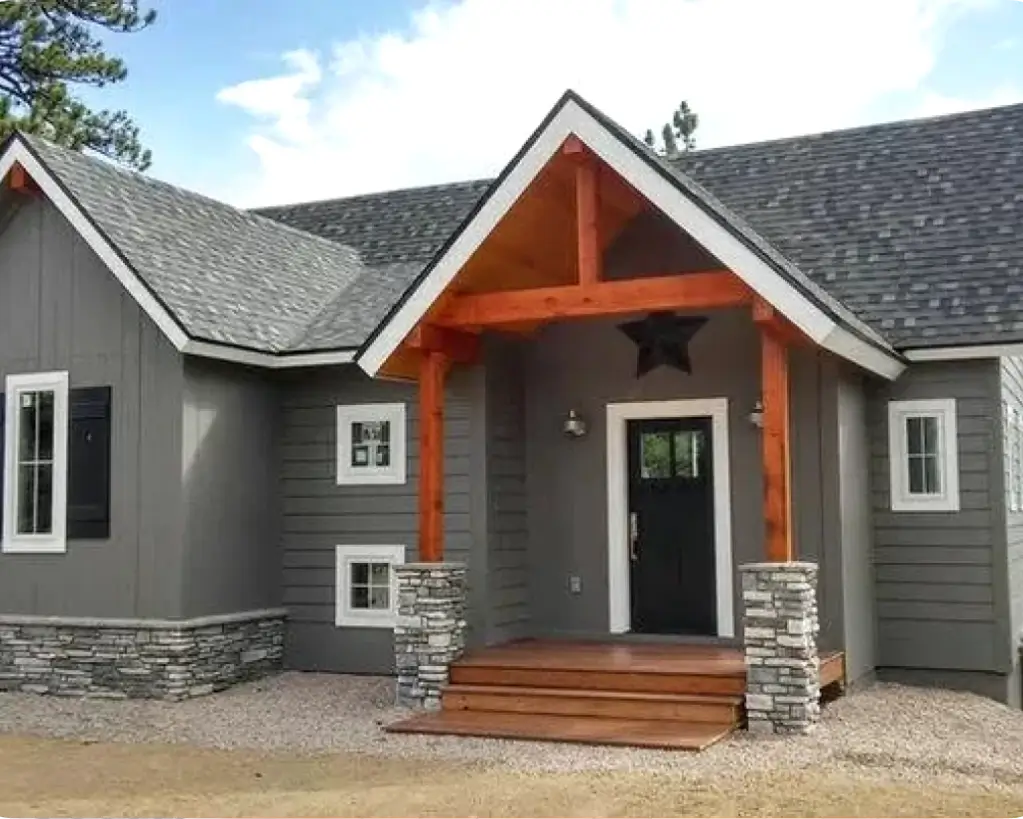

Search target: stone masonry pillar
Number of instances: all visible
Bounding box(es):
[394,562,467,709]
[740,561,820,734]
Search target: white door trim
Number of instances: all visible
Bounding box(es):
[606,398,734,638]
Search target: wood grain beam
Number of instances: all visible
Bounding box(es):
[575,156,600,286]
[435,270,748,328]
[761,324,793,562]
[418,349,448,562]
[407,324,480,364]
[753,296,809,346]
[7,163,38,195]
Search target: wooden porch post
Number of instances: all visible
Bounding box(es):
[760,323,793,562]
[418,349,448,562]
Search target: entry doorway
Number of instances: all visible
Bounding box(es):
[606,399,734,637]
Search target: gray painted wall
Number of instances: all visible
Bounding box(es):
[521,310,845,645]
[998,356,1023,703]
[278,366,474,674]
[482,337,530,643]
[867,360,1009,677]
[836,370,877,683]
[0,197,186,619]
[181,358,282,617]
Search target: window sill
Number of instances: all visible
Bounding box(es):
[1,537,67,554]
[335,472,406,487]
[335,613,397,629]
[890,496,960,513]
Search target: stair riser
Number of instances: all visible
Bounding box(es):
[451,666,746,696]
[444,691,740,723]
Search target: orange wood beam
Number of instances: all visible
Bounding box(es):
[575,155,600,286]
[407,323,480,365]
[435,271,749,328]
[761,324,793,562]
[7,163,38,195]
[753,296,809,346]
[418,349,448,562]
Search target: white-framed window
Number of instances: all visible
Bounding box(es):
[336,403,406,485]
[1003,401,1023,513]
[335,544,405,627]
[3,371,70,553]
[888,398,959,512]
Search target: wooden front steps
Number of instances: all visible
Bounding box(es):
[386,640,750,751]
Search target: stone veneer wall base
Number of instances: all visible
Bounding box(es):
[395,562,467,710]
[740,561,820,735]
[0,608,286,700]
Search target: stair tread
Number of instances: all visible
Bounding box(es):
[387,710,735,750]
[444,683,742,705]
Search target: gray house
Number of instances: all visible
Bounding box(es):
[0,90,1022,742]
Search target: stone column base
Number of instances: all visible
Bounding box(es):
[740,561,820,735]
[394,562,467,710]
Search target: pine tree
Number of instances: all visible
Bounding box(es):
[643,101,699,159]
[0,1,155,170]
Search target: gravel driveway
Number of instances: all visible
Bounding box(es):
[0,672,1021,785]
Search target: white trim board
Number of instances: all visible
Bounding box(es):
[905,344,1023,362]
[0,139,357,372]
[605,398,734,638]
[357,97,905,381]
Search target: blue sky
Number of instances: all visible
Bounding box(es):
[83,0,1023,206]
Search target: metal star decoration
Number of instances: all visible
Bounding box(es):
[617,312,708,377]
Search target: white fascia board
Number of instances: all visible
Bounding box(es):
[356,99,902,381]
[904,343,1023,362]
[180,339,355,369]
[0,140,191,351]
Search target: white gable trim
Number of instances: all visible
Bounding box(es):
[357,99,904,381]
[180,340,355,369]
[0,139,191,351]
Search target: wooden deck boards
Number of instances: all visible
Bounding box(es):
[386,640,846,751]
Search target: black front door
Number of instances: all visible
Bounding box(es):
[627,416,716,635]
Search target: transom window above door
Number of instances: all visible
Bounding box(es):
[638,427,707,479]
[336,403,406,485]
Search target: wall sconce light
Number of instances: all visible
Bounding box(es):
[748,400,764,429]
[563,409,588,438]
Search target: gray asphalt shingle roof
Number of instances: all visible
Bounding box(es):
[19,95,1023,356]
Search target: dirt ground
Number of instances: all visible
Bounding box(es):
[0,734,1021,818]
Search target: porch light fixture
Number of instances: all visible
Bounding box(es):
[748,400,764,429]
[563,409,588,438]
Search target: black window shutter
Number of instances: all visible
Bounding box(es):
[67,386,111,539]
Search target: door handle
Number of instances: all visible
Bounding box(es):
[629,511,639,561]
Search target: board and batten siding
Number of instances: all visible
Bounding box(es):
[482,338,530,643]
[0,196,186,619]
[181,358,282,618]
[278,367,474,674]
[868,360,1009,678]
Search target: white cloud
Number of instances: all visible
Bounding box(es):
[911,86,1023,118]
[217,0,989,206]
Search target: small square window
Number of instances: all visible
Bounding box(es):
[335,545,405,627]
[336,404,405,485]
[888,398,959,512]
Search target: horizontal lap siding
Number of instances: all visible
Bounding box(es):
[868,360,1003,672]
[485,340,530,643]
[1001,357,1023,658]
[279,368,472,674]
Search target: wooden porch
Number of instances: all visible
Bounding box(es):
[389,640,845,750]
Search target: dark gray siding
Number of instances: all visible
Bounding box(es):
[181,358,282,617]
[836,370,876,682]
[522,310,844,643]
[482,338,530,643]
[0,197,186,618]
[868,360,1006,673]
[279,367,473,674]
